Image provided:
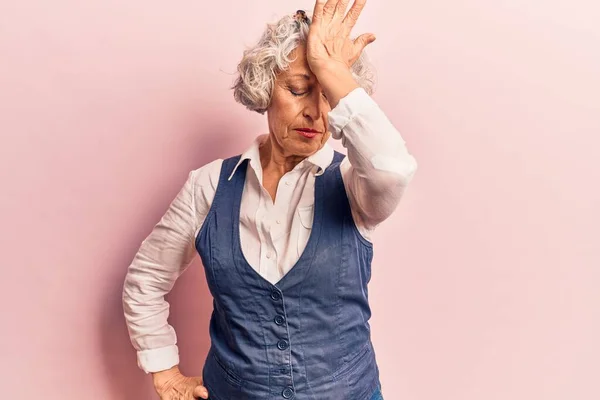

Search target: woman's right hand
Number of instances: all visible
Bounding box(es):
[152,365,209,400]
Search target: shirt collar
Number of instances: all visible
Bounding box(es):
[228,134,335,181]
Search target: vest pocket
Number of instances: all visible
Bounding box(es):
[206,350,244,388]
[331,342,379,398]
[331,341,372,381]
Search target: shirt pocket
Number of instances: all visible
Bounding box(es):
[296,205,314,257]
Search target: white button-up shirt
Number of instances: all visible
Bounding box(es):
[122,87,418,373]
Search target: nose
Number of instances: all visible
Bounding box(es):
[302,90,327,121]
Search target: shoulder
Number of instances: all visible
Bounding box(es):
[189,158,225,188]
[185,159,227,215]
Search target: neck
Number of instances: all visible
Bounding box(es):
[260,134,304,178]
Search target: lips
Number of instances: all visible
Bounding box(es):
[295,129,319,139]
[295,128,320,133]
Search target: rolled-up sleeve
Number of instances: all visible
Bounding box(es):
[327,87,418,233]
[122,169,200,374]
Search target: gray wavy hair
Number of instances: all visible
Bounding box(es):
[231,10,377,115]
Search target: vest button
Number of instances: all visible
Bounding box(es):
[277,339,289,350]
[274,315,285,325]
[282,386,295,398]
[270,290,281,300]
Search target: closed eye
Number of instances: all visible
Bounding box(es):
[289,89,328,100]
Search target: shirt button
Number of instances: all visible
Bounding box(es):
[282,386,295,399]
[277,339,289,350]
[285,181,291,186]
[276,219,281,224]
[271,290,281,300]
[266,252,272,259]
[274,315,285,325]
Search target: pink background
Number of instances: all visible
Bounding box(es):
[1,0,599,399]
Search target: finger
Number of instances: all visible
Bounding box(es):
[333,0,350,21]
[311,0,326,25]
[353,33,376,54]
[193,384,209,399]
[341,0,367,36]
[321,0,339,24]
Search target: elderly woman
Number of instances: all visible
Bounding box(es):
[122,1,417,399]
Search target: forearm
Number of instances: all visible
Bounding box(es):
[328,87,418,228]
[122,170,200,373]
[122,244,186,373]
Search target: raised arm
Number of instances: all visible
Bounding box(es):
[329,87,418,235]
[307,0,418,237]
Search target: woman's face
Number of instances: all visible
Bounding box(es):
[266,43,332,159]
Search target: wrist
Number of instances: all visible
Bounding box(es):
[315,67,359,110]
[151,364,180,381]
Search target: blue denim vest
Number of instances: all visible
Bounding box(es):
[195,151,381,399]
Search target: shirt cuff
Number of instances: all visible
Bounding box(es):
[327,87,377,139]
[137,345,180,374]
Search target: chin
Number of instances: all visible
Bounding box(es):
[283,141,313,156]
[300,143,323,156]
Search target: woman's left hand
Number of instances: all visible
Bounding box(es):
[307,0,376,74]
